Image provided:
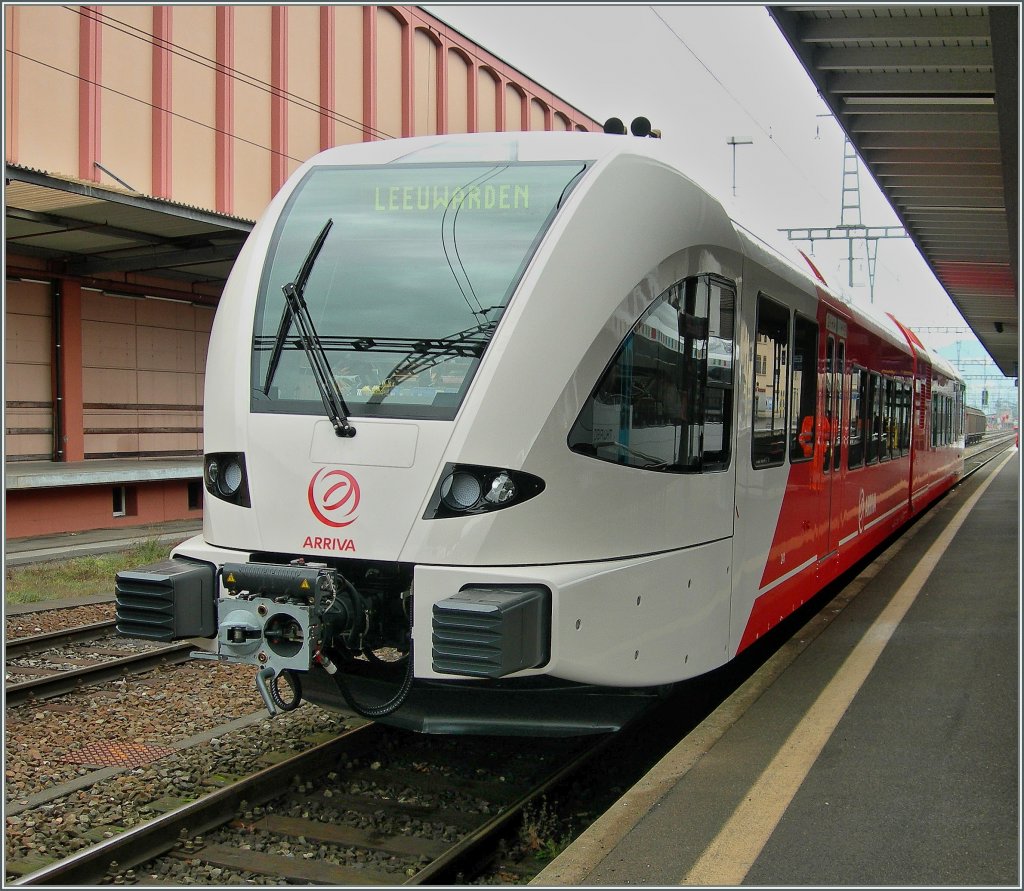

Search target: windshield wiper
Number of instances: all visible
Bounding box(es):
[262,218,356,438]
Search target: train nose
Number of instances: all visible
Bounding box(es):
[233,417,456,562]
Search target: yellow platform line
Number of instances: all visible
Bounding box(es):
[682,450,1015,886]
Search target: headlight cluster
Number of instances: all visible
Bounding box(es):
[427,464,544,518]
[204,452,251,507]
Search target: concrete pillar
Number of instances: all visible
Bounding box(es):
[54,279,84,462]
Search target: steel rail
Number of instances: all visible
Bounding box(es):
[13,721,387,886]
[5,620,117,659]
[5,642,195,707]
[964,432,1016,476]
[406,731,618,885]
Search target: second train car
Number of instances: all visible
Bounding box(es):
[115,130,967,734]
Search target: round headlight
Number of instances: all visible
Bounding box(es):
[440,471,482,511]
[206,459,220,489]
[484,472,517,505]
[219,460,243,497]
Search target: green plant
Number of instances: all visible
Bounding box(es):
[518,797,573,863]
[5,539,171,605]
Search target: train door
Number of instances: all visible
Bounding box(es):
[822,319,846,556]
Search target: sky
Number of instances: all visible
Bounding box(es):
[423,4,993,354]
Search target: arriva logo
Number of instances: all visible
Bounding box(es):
[308,468,360,528]
[857,488,877,533]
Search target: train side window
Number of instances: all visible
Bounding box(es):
[848,365,865,468]
[897,380,905,456]
[822,336,835,473]
[752,295,790,469]
[568,274,735,473]
[700,279,735,471]
[788,313,818,464]
[834,341,845,471]
[879,377,895,461]
[865,372,880,464]
[909,380,917,452]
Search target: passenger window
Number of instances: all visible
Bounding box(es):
[834,341,845,471]
[901,381,912,454]
[752,295,790,469]
[879,377,890,462]
[789,314,818,464]
[866,372,880,464]
[568,274,735,473]
[884,378,892,460]
[848,365,865,469]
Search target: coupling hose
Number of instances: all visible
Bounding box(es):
[327,642,415,719]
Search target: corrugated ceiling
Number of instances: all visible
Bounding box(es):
[769,5,1019,378]
[5,165,253,299]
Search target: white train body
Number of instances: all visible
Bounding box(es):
[116,131,964,734]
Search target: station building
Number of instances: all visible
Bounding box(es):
[4,5,599,541]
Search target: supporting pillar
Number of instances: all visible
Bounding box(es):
[53,279,84,463]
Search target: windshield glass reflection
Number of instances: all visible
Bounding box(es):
[251,161,586,420]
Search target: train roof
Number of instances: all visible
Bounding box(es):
[305,129,674,167]
[304,131,962,385]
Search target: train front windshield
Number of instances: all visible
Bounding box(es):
[252,161,586,420]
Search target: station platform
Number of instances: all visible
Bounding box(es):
[4,456,202,491]
[3,519,202,567]
[535,449,1019,887]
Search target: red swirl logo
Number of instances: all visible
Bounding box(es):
[308,468,360,528]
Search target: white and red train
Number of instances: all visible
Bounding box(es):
[116,130,966,734]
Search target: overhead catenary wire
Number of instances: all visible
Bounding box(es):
[648,6,834,212]
[7,49,316,167]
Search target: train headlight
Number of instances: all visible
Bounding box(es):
[484,472,517,505]
[204,452,251,507]
[427,464,544,519]
[441,471,484,511]
[220,460,244,496]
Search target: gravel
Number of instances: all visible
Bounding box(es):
[4,660,270,804]
[5,680,355,875]
[6,602,115,639]
[3,604,579,885]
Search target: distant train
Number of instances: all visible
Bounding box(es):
[964,405,987,445]
[115,130,966,735]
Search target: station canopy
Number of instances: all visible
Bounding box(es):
[5,164,253,305]
[769,5,1019,378]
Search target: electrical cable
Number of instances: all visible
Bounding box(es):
[63,5,396,142]
[327,642,415,719]
[7,50,311,166]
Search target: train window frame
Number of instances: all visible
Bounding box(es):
[878,376,892,462]
[904,380,913,454]
[752,294,791,470]
[848,364,865,469]
[788,313,818,465]
[822,336,835,473]
[567,273,736,474]
[249,159,589,423]
[865,371,881,465]
[833,340,845,471]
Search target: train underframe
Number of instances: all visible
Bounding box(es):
[114,549,669,735]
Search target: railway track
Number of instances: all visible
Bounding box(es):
[4,623,194,708]
[964,431,1016,475]
[6,432,1015,886]
[12,720,610,886]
